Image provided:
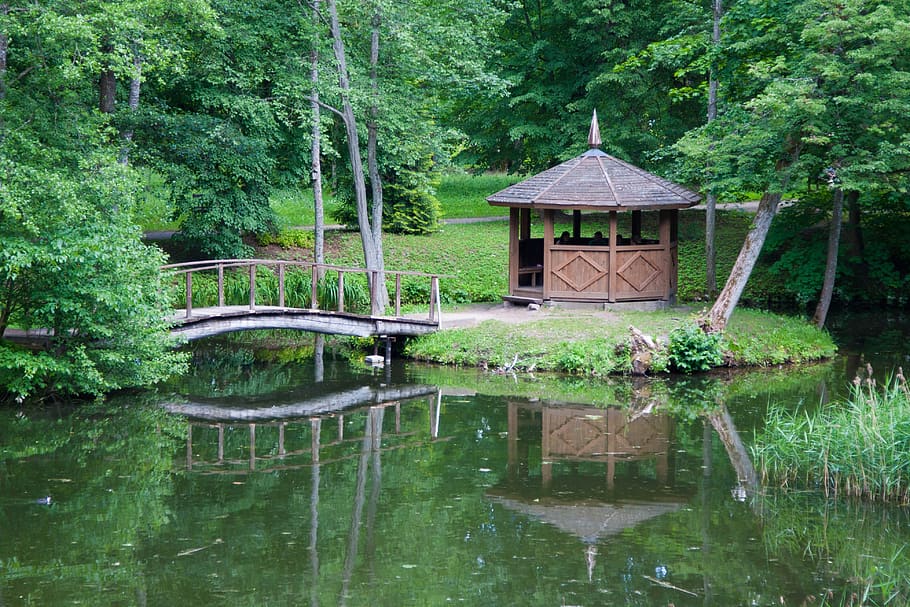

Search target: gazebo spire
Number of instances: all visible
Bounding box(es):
[587,110,602,149]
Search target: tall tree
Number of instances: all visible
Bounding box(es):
[325,0,387,311]
[309,0,326,275]
[0,1,186,400]
[704,0,723,297]
[676,0,910,330]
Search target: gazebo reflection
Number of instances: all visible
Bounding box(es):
[491,400,687,580]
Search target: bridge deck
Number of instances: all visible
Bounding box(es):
[170,305,439,341]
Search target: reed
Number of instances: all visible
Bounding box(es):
[754,365,910,503]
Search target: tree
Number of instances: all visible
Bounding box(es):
[704,0,723,297]
[0,1,186,401]
[324,0,387,311]
[675,0,910,330]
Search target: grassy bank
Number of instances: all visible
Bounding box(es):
[404,308,836,374]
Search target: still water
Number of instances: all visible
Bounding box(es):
[1,313,909,606]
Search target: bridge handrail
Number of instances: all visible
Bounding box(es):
[161,259,444,323]
[161,259,445,279]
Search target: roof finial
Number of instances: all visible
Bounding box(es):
[587,110,602,149]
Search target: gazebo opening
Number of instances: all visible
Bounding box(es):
[487,112,698,306]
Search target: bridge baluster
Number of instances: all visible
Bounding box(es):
[217,265,224,307]
[249,264,256,310]
[429,276,439,322]
[395,274,402,317]
[185,272,193,318]
[278,263,286,308]
[311,265,319,310]
[337,271,345,312]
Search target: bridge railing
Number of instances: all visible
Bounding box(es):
[161,259,443,322]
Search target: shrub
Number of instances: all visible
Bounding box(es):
[257,228,314,250]
[667,322,723,373]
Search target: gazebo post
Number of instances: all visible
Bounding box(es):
[519,208,531,239]
[543,209,555,300]
[660,210,672,300]
[608,211,618,303]
[509,208,520,295]
[572,210,582,240]
[631,210,642,243]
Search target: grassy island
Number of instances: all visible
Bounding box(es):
[403,306,836,375]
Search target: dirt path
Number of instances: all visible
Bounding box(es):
[437,302,623,330]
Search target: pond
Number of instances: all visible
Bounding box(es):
[1,312,909,606]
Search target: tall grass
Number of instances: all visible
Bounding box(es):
[754,366,910,503]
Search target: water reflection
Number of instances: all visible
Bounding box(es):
[4,330,910,605]
[494,400,685,582]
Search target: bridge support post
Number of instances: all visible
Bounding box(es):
[384,336,392,365]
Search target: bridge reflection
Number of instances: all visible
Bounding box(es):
[167,384,444,473]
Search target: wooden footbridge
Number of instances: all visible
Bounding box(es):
[163,259,444,341]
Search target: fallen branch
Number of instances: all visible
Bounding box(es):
[642,575,698,597]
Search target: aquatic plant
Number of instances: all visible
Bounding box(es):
[754,366,910,503]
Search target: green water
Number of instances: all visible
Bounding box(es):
[1,316,909,606]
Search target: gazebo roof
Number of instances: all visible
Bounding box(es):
[486,113,701,211]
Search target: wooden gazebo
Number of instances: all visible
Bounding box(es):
[486,112,700,305]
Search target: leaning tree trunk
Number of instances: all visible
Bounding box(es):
[811,187,844,328]
[703,145,800,333]
[326,0,387,313]
[704,191,783,332]
[310,0,325,279]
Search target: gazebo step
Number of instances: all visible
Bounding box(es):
[502,295,543,306]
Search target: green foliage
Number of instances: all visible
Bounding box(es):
[553,340,629,376]
[667,322,723,373]
[135,111,277,259]
[383,164,443,235]
[754,370,910,503]
[257,228,314,250]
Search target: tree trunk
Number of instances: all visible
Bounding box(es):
[704,0,723,297]
[811,187,844,328]
[119,51,142,165]
[704,190,783,331]
[367,8,386,313]
[367,9,383,266]
[99,42,116,114]
[310,0,325,279]
[843,190,865,285]
[325,0,387,312]
[0,3,8,102]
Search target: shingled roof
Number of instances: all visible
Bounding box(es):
[486,112,701,211]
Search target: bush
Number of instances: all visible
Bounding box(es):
[257,228,314,250]
[668,322,723,373]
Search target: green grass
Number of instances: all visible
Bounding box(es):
[435,171,521,219]
[404,308,833,374]
[269,187,343,228]
[722,309,837,365]
[754,369,910,503]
